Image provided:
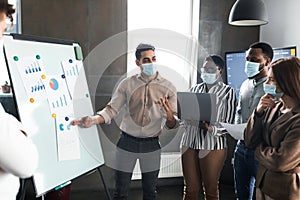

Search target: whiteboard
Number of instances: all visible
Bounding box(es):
[3,34,104,196]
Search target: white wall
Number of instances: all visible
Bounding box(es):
[260,0,300,50]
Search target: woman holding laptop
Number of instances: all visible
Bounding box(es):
[181,55,237,200]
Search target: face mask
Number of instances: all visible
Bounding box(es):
[201,73,218,84]
[141,63,157,77]
[263,83,283,98]
[244,61,262,78]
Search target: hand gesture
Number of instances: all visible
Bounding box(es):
[256,94,276,114]
[155,95,176,128]
[156,96,173,118]
[198,121,209,129]
[71,115,99,128]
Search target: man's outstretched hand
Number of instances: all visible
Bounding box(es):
[71,115,101,128]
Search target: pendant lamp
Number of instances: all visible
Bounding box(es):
[228,0,268,26]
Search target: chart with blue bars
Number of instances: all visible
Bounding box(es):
[64,60,79,77]
[51,94,69,109]
[31,79,45,93]
[25,61,42,74]
[44,75,72,113]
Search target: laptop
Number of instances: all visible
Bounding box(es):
[177,92,217,123]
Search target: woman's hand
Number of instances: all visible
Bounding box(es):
[256,94,276,114]
[198,121,213,132]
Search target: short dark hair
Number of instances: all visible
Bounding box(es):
[0,0,15,23]
[250,42,274,61]
[135,43,155,60]
[205,55,225,71]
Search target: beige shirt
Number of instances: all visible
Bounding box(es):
[97,73,178,138]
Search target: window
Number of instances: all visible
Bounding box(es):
[127,0,200,91]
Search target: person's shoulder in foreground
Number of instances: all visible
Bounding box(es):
[0,103,38,199]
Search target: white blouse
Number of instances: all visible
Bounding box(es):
[181,82,237,150]
[0,104,38,200]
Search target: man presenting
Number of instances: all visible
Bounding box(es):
[72,43,178,200]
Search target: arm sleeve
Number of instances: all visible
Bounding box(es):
[163,82,179,129]
[0,104,38,178]
[244,109,265,148]
[255,121,300,172]
[97,78,127,124]
[234,91,242,124]
[210,86,237,136]
[221,87,237,124]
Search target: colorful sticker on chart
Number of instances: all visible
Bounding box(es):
[55,115,80,161]
[49,78,59,90]
[59,116,71,131]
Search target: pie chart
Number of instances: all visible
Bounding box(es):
[49,78,59,90]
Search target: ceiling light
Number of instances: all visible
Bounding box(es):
[228,0,268,26]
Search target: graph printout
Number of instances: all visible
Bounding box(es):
[42,74,80,161]
[61,59,83,99]
[56,115,80,161]
[15,56,47,102]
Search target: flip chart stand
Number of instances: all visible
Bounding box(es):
[98,167,112,200]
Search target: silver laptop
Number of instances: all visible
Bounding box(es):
[177,92,217,123]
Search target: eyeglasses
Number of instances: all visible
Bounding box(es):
[200,67,220,73]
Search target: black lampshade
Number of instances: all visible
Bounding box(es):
[228,0,268,26]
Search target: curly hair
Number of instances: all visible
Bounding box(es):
[0,0,15,23]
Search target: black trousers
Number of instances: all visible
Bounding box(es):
[113,132,161,200]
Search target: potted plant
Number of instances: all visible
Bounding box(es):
[1,81,11,93]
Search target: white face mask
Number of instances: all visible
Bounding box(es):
[263,83,283,98]
[201,73,218,84]
[244,61,261,78]
[141,63,157,77]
